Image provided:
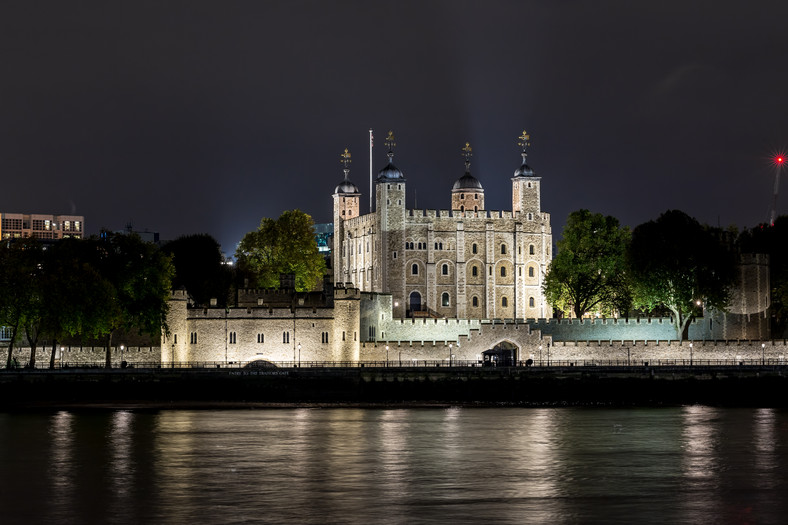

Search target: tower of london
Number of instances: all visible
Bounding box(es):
[333,131,552,320]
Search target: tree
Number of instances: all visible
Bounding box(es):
[162,234,232,307]
[543,209,631,318]
[236,209,325,292]
[0,238,44,368]
[41,238,116,368]
[629,210,736,340]
[93,232,175,367]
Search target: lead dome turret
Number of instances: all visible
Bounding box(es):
[451,142,485,212]
[376,131,405,182]
[513,130,536,177]
[334,148,360,195]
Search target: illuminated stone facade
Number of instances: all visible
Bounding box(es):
[332,133,552,321]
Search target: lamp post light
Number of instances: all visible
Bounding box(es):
[298,343,301,367]
[762,342,765,365]
[120,345,125,368]
[449,343,453,367]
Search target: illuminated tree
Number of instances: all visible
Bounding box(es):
[629,210,736,340]
[236,209,325,292]
[543,209,631,318]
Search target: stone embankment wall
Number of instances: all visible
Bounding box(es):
[548,340,788,364]
[3,346,160,367]
[3,340,787,366]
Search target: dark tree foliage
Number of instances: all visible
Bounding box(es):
[543,209,632,318]
[42,238,116,368]
[629,210,737,340]
[738,216,788,336]
[0,238,44,368]
[93,232,175,367]
[162,234,232,307]
[236,209,325,292]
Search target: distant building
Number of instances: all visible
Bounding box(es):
[314,223,333,255]
[0,212,84,240]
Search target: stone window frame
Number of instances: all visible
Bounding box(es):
[472,296,479,307]
[441,292,450,307]
[442,263,449,275]
[529,244,535,255]
[501,297,508,308]
[229,332,237,344]
[529,297,535,307]
[501,243,507,255]
[411,263,419,275]
[528,266,535,277]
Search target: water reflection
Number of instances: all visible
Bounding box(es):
[48,411,75,522]
[1,407,787,524]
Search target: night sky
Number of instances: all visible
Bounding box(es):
[2,1,787,255]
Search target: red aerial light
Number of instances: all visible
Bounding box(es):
[778,156,785,164]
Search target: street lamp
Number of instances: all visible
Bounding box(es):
[385,345,389,367]
[762,342,765,365]
[298,343,301,367]
[449,343,453,366]
[120,345,124,367]
[690,342,693,366]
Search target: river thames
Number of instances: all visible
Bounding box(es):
[1,407,786,524]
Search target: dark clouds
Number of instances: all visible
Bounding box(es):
[1,1,787,254]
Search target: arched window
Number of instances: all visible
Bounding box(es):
[442,264,449,275]
[501,244,507,255]
[529,244,535,255]
[501,297,508,307]
[472,296,479,307]
[500,266,507,277]
[412,263,419,275]
[460,205,464,212]
[529,297,535,307]
[472,243,478,254]
[472,266,478,277]
[528,266,535,277]
[442,292,450,307]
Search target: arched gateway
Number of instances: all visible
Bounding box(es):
[482,341,519,367]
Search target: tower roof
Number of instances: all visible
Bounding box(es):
[334,148,360,194]
[452,172,484,191]
[376,131,406,182]
[452,142,484,191]
[513,130,536,177]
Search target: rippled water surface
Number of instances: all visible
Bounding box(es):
[1,407,787,524]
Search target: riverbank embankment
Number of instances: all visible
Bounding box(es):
[2,365,787,408]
